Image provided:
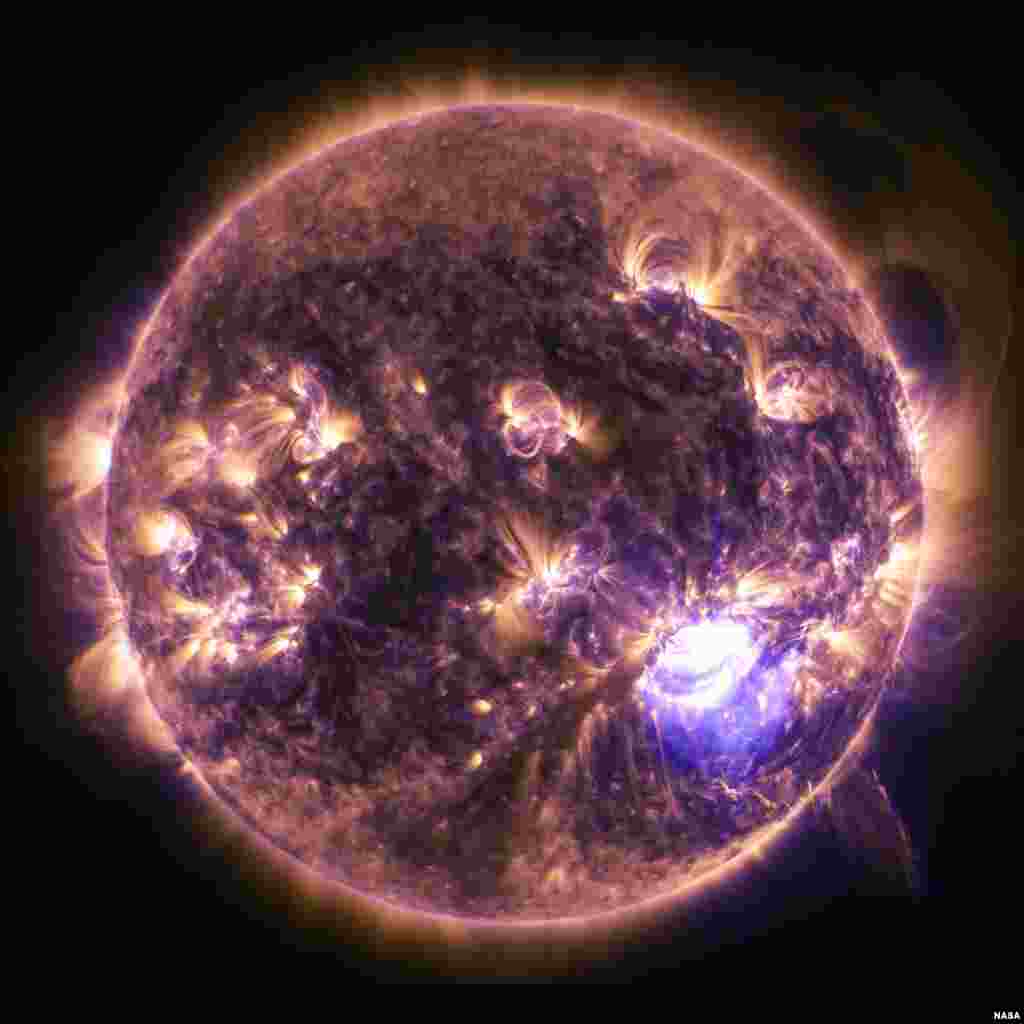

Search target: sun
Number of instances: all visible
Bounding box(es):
[33,64,1010,978]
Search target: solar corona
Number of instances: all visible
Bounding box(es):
[37,70,1010,977]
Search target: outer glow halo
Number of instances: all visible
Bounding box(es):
[37,64,1009,978]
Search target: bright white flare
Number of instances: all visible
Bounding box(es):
[643,618,756,710]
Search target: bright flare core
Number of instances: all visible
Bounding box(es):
[642,618,755,710]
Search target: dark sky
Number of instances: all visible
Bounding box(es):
[15,33,1020,989]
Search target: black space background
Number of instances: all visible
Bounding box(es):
[10,30,1021,992]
